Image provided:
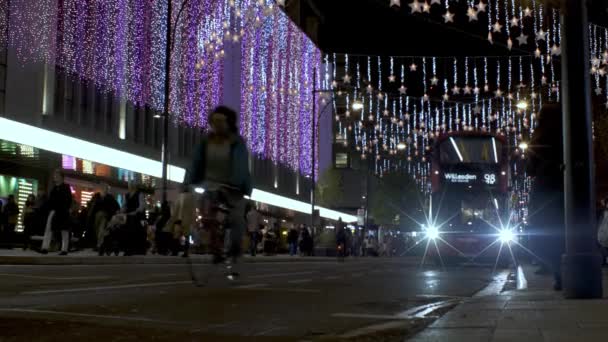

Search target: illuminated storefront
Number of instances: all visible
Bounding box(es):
[0,174,38,232]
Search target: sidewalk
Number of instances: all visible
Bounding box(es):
[409,265,608,342]
[0,249,340,265]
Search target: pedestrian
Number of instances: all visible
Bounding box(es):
[164,187,195,257]
[527,103,565,291]
[41,170,73,255]
[154,201,172,255]
[22,194,36,250]
[185,106,252,278]
[246,205,261,256]
[287,225,299,256]
[89,183,120,255]
[122,181,146,256]
[2,194,19,246]
[299,226,313,256]
[336,218,346,257]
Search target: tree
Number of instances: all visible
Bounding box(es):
[369,172,424,227]
[315,168,345,208]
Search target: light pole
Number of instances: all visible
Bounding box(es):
[560,0,603,299]
[161,0,190,204]
[310,69,336,230]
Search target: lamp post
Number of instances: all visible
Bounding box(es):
[310,69,337,230]
[560,0,603,298]
[161,0,190,203]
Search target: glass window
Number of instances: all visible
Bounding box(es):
[335,152,349,169]
[439,136,502,164]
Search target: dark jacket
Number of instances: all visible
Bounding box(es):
[49,183,73,231]
[287,229,299,244]
[186,134,252,196]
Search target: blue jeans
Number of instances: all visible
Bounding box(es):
[289,242,297,256]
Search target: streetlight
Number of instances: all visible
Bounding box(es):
[352,101,364,111]
[516,101,528,110]
[518,142,528,151]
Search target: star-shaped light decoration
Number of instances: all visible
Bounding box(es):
[423,93,430,101]
[603,51,608,63]
[551,44,561,56]
[473,105,481,114]
[494,88,503,97]
[443,93,450,101]
[476,1,487,12]
[377,92,385,100]
[388,74,397,82]
[474,86,481,95]
[534,48,542,58]
[409,0,422,13]
[484,84,490,92]
[367,84,374,94]
[518,82,526,89]
[510,16,519,27]
[552,85,559,94]
[523,7,532,17]
[422,2,431,13]
[600,68,607,77]
[507,38,513,50]
[343,74,351,84]
[277,0,286,7]
[399,85,407,94]
[507,93,514,100]
[541,75,547,85]
[452,85,461,94]
[463,85,472,94]
[516,34,528,46]
[390,0,401,7]
[383,109,390,116]
[536,29,547,41]
[466,7,478,22]
[592,57,602,68]
[431,76,439,86]
[430,0,441,5]
[531,92,537,99]
[409,63,418,71]
[595,87,603,96]
[493,21,503,33]
[331,80,338,88]
[443,10,455,23]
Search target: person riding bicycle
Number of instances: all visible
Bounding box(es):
[336,218,347,258]
[185,106,252,270]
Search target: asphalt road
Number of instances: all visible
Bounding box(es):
[0,258,508,341]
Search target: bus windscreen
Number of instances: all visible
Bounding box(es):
[440,136,502,164]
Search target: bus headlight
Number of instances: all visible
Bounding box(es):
[426,226,440,240]
[499,229,515,243]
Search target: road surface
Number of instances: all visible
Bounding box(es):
[0,258,509,341]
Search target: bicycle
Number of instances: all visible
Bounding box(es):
[187,185,240,287]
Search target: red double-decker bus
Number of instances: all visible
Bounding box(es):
[426,131,514,266]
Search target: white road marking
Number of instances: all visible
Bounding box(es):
[288,279,313,284]
[395,299,461,318]
[237,287,321,293]
[234,283,268,289]
[0,273,112,281]
[473,270,510,297]
[324,275,342,280]
[22,281,192,295]
[516,265,528,290]
[0,308,184,325]
[248,271,316,279]
[332,313,406,320]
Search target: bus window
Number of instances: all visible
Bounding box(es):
[440,137,502,164]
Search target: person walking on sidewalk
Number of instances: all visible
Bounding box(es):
[287,226,299,256]
[89,183,120,255]
[41,170,73,255]
[2,195,19,246]
[22,194,36,250]
[185,106,252,277]
[527,103,565,291]
[246,205,261,256]
[122,181,146,256]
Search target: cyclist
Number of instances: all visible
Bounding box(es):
[185,106,252,279]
